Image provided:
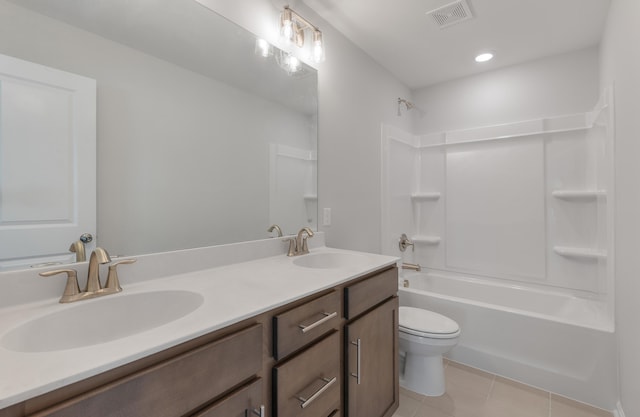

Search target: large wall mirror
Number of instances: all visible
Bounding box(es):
[0,0,318,270]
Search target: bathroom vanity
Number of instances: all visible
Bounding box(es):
[0,243,399,417]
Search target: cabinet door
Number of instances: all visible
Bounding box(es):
[345,297,399,417]
[192,378,263,417]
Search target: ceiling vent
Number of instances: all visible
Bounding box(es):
[426,0,474,29]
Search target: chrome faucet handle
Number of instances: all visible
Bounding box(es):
[40,269,81,303]
[105,259,136,292]
[398,233,414,252]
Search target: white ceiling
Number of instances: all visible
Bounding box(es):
[301,0,612,89]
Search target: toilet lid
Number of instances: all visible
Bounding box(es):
[399,306,460,338]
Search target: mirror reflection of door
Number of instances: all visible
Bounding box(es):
[0,53,96,270]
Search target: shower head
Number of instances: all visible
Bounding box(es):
[397,97,415,116]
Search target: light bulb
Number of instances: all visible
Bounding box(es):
[255,39,271,58]
[312,31,325,63]
[288,56,300,72]
[280,9,294,44]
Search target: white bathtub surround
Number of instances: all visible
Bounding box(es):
[380,90,616,410]
[382,90,614,299]
[399,272,617,410]
[0,233,399,408]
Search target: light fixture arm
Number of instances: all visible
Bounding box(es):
[280,6,325,62]
[284,6,320,35]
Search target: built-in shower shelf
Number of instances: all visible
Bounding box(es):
[553,246,607,260]
[303,194,318,201]
[412,235,441,245]
[411,192,441,202]
[551,190,606,200]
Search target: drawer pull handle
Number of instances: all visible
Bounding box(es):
[250,405,265,417]
[298,311,338,334]
[350,338,361,385]
[296,376,337,409]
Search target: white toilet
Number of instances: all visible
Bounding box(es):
[399,306,460,396]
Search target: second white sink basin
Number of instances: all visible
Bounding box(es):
[293,252,370,269]
[1,290,204,353]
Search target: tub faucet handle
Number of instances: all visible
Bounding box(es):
[399,233,414,252]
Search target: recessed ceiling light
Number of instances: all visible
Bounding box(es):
[475,52,494,63]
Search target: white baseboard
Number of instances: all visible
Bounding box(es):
[613,401,626,417]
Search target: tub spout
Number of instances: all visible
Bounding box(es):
[401,262,421,271]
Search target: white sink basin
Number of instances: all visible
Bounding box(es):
[1,290,204,353]
[293,252,370,269]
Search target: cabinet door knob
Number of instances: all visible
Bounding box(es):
[298,311,338,333]
[350,338,361,385]
[296,376,337,409]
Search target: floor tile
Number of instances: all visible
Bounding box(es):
[446,362,494,397]
[550,394,613,417]
[483,377,549,417]
[414,402,454,417]
[417,363,493,417]
[398,361,613,417]
[393,391,423,417]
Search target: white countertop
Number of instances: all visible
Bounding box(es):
[0,246,398,409]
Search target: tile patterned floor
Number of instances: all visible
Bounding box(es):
[393,361,613,417]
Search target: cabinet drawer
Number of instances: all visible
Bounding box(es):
[273,290,340,360]
[31,324,263,417]
[344,267,397,319]
[273,332,340,417]
[192,378,263,417]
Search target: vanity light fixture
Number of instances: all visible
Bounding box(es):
[279,6,325,63]
[475,52,494,63]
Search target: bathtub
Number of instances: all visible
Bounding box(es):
[399,271,617,410]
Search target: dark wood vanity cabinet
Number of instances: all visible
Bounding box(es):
[344,268,399,417]
[29,324,264,417]
[2,265,398,417]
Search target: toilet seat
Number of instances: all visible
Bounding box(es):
[399,306,460,339]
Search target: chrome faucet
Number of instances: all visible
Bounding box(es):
[68,233,93,262]
[85,247,111,292]
[287,227,314,256]
[267,224,283,237]
[401,262,421,271]
[40,248,136,303]
[69,240,87,262]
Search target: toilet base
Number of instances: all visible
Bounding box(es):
[401,352,445,396]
